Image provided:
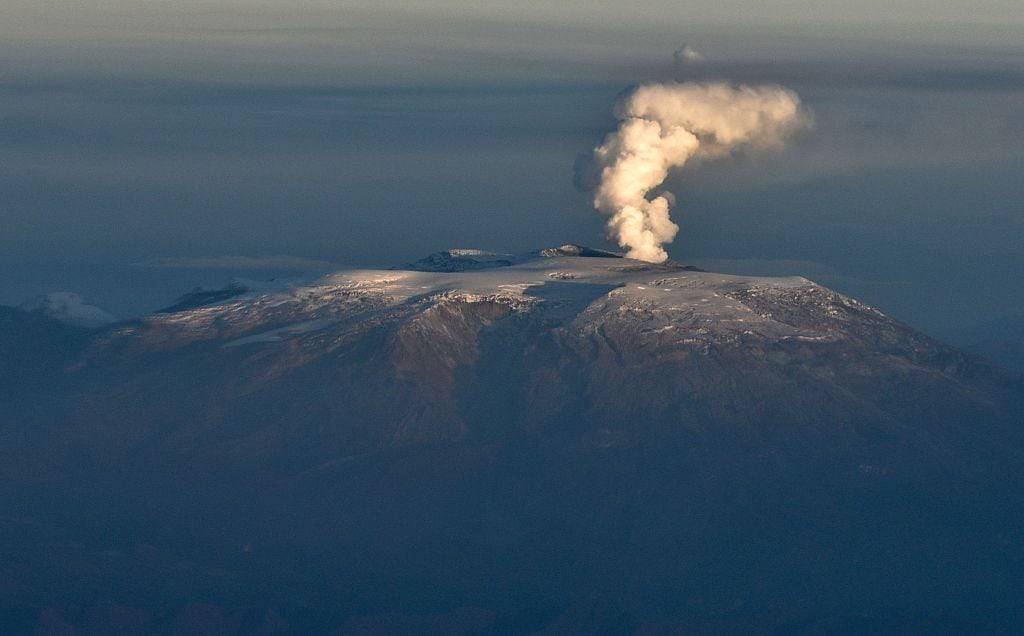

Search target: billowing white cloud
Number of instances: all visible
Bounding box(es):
[587,82,809,262]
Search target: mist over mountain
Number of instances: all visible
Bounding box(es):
[2,247,1023,632]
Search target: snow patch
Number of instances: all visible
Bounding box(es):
[22,292,117,328]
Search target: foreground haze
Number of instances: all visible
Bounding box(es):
[2,248,1023,631]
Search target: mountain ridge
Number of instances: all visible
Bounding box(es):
[2,247,1024,632]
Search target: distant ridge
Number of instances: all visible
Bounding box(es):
[157,282,250,313]
[537,244,621,258]
[397,248,516,272]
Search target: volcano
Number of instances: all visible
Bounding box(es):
[2,246,1023,632]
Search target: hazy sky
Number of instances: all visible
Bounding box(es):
[1,1,1022,338]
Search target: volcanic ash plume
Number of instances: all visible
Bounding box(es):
[589,82,808,262]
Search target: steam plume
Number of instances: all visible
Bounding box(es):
[589,82,808,262]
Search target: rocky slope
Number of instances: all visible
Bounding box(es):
[2,246,1023,633]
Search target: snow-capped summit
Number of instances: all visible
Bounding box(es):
[118,245,880,354]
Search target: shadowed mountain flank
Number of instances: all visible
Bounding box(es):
[1,248,1023,632]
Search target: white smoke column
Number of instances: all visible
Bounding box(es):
[591,82,808,262]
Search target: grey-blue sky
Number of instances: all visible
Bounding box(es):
[1,1,1022,337]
